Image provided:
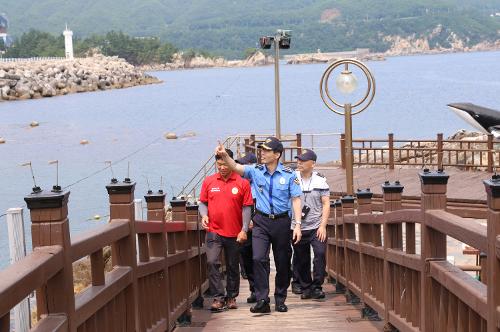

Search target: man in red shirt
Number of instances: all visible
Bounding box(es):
[199,149,254,311]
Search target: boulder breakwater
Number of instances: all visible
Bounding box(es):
[0,55,161,101]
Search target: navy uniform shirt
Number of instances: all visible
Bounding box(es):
[243,163,302,215]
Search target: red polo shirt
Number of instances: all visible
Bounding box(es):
[200,171,253,237]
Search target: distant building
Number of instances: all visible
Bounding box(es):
[0,13,13,48]
[63,25,74,59]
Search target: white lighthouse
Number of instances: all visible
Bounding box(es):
[63,24,74,59]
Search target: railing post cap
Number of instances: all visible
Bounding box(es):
[355,188,373,199]
[418,169,449,185]
[381,181,404,193]
[24,190,70,209]
[170,197,187,207]
[483,175,500,198]
[340,195,355,204]
[106,180,136,194]
[144,190,166,203]
[186,201,199,211]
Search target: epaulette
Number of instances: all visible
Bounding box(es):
[255,164,264,170]
[282,166,293,173]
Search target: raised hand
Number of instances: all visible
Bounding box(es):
[215,140,226,157]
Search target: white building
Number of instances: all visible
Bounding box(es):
[63,25,74,59]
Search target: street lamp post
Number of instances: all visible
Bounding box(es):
[320,59,376,195]
[260,30,291,139]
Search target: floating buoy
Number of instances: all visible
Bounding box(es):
[80,139,89,145]
[30,121,39,127]
[164,132,178,140]
[93,214,101,221]
[0,137,5,144]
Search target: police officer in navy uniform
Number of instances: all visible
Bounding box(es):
[216,137,303,314]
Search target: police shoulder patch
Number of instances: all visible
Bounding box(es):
[316,172,325,178]
[293,177,300,185]
[282,166,293,173]
[255,164,264,170]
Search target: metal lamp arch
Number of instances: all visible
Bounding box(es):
[319,58,376,116]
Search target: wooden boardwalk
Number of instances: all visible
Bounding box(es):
[176,270,383,332]
[318,166,492,201]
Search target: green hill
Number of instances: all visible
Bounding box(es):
[3,0,500,58]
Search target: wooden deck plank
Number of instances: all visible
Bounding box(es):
[175,269,383,332]
[318,167,491,201]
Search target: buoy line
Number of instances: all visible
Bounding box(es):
[62,71,243,190]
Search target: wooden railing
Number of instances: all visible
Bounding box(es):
[326,170,500,331]
[341,133,499,171]
[0,180,207,332]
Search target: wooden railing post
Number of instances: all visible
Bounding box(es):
[483,175,500,332]
[170,198,190,319]
[437,133,444,169]
[340,133,346,168]
[186,203,205,308]
[388,133,395,169]
[326,199,336,282]
[341,195,356,302]
[296,133,302,155]
[144,189,170,330]
[382,181,404,329]
[356,189,373,315]
[24,188,76,331]
[334,199,346,293]
[419,169,449,332]
[487,134,494,173]
[106,179,138,332]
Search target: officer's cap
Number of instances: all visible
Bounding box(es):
[257,137,283,153]
[235,152,257,165]
[295,149,317,162]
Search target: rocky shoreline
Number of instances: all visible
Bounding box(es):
[0,55,161,102]
[140,51,274,71]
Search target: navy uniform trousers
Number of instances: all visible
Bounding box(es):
[252,213,292,304]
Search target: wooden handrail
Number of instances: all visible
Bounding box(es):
[0,246,63,317]
[429,260,487,319]
[426,210,487,253]
[71,220,130,262]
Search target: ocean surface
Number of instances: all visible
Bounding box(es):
[1,51,499,268]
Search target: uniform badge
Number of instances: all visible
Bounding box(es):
[232,187,239,195]
[293,177,300,185]
[279,177,286,185]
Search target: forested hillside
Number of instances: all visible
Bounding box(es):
[2,0,500,58]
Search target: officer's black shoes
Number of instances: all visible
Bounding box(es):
[275,303,288,312]
[300,290,312,300]
[247,292,257,303]
[291,284,303,295]
[250,300,271,314]
[311,288,326,299]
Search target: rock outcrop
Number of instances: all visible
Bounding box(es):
[140,51,274,71]
[0,55,161,102]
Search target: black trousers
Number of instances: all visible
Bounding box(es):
[239,230,255,293]
[206,232,240,300]
[292,228,327,292]
[252,213,292,304]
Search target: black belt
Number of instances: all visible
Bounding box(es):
[256,210,289,220]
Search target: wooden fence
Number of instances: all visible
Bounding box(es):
[243,133,303,164]
[341,133,499,171]
[326,170,500,332]
[0,179,207,332]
